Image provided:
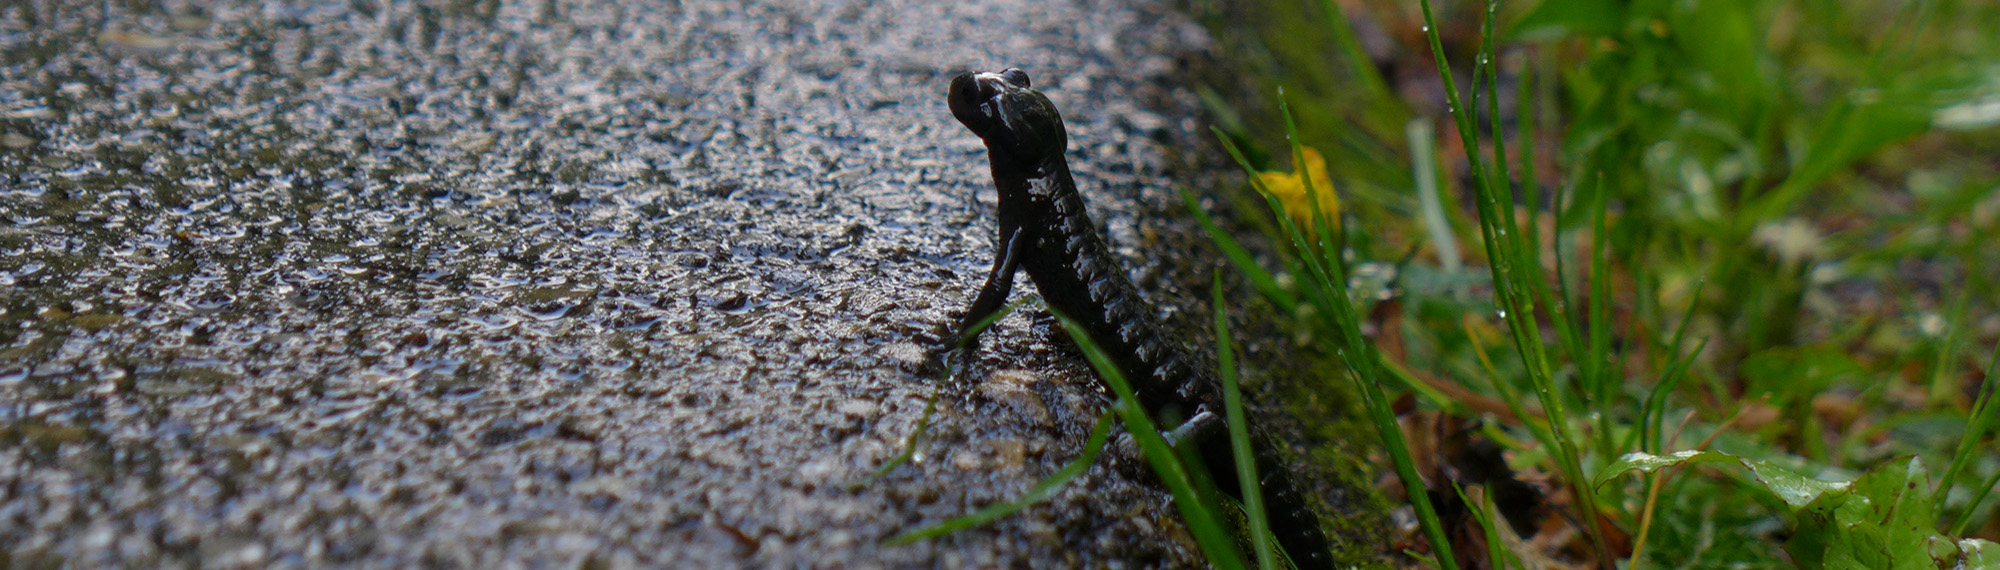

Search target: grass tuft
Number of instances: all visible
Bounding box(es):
[1194,0,2000,565]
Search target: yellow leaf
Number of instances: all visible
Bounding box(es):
[1255,146,1339,232]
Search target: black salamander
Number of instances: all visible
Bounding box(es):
[943,68,1334,570]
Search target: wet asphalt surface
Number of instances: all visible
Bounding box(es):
[0,0,1380,567]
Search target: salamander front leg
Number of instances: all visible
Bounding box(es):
[925,228,1028,377]
[951,228,1027,349]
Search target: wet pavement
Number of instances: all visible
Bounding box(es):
[0,0,1380,567]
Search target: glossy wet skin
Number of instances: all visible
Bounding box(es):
[948,69,1065,174]
[943,68,1336,570]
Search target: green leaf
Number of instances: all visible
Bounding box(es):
[1605,453,1998,569]
[1598,450,1846,509]
[1794,458,1929,569]
[1956,539,2000,570]
[1783,458,1996,570]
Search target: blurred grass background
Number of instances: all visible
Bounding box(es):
[1184,0,2000,566]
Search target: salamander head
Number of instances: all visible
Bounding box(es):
[949,68,1067,167]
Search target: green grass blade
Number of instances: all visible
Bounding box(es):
[1418,0,1607,562]
[1183,185,1298,311]
[851,392,941,491]
[1515,71,1585,386]
[1316,0,1392,105]
[886,411,1118,545]
[1585,177,1614,451]
[1048,308,1247,570]
[1545,179,1586,372]
[1465,323,1553,446]
[1279,93,1342,273]
[1453,482,1525,570]
[1275,94,1461,570]
[1931,288,1974,406]
[954,297,1034,349]
[1220,93,1458,569]
[1408,118,1463,278]
[1212,126,1344,312]
[1638,280,1705,454]
[857,294,1028,490]
[1376,352,1470,414]
[1213,274,1277,570]
[1939,339,2000,517]
[1953,467,2000,537]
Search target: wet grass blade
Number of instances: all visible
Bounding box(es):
[850,392,940,491]
[1954,467,2000,537]
[1408,118,1461,277]
[1941,339,2000,531]
[1453,482,1525,570]
[1213,274,1276,570]
[954,297,1033,349]
[1049,307,1248,570]
[1184,186,1298,312]
[1931,288,1974,406]
[1212,103,1461,570]
[1636,281,1706,455]
[885,411,1118,545]
[1213,126,1340,306]
[1286,98,1464,570]
[1418,0,1608,562]
[1584,176,1614,452]
[1316,0,1392,105]
[857,297,1033,490]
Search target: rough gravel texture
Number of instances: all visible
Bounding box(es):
[0,0,1381,567]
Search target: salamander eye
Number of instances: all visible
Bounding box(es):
[1000,68,1030,88]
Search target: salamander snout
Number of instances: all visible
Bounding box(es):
[948,68,1064,160]
[949,69,1034,134]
